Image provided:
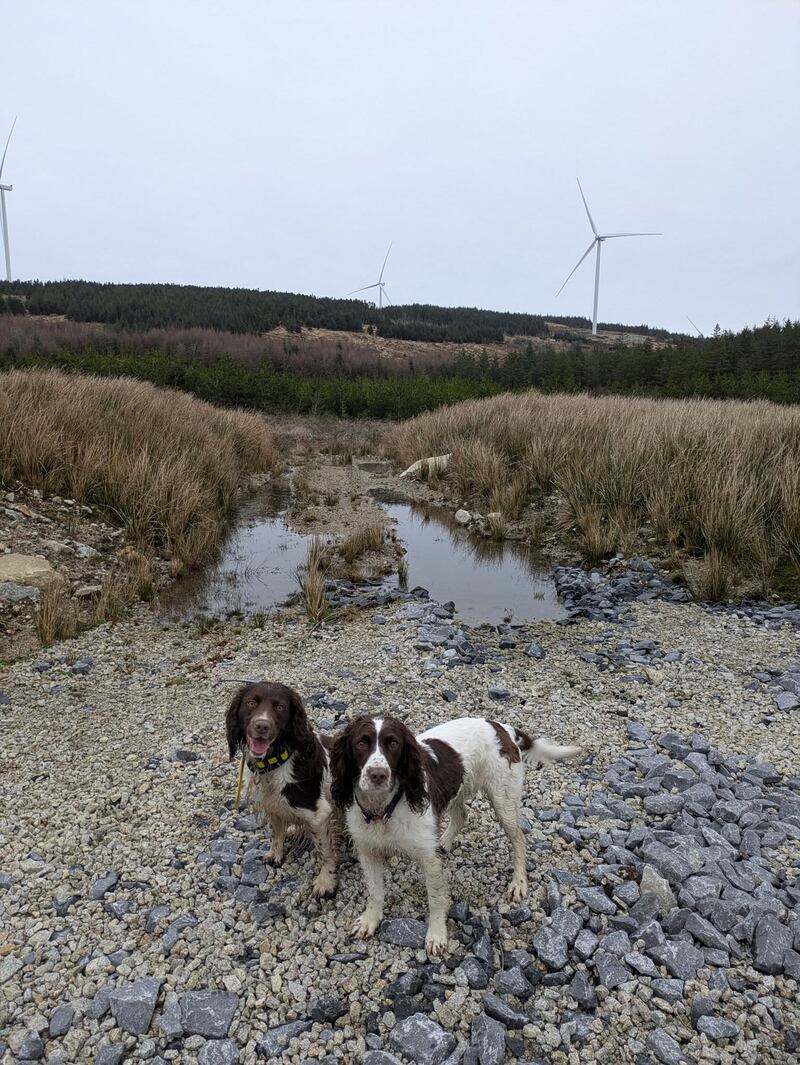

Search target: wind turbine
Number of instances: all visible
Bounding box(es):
[686,315,705,338]
[556,179,660,336]
[0,117,17,282]
[349,243,393,309]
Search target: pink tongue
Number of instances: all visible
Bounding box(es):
[249,738,270,756]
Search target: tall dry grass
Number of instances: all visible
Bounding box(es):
[340,523,385,563]
[0,369,275,566]
[385,391,800,597]
[296,536,330,623]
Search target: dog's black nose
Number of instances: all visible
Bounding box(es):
[252,720,272,736]
[368,766,389,786]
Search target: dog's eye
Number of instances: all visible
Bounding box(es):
[356,737,370,748]
[246,698,257,708]
[385,737,398,748]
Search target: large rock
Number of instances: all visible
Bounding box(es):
[0,554,62,590]
[388,1013,456,1065]
[647,940,704,981]
[17,1032,44,1061]
[459,956,490,989]
[379,918,427,949]
[198,1040,240,1065]
[549,906,582,945]
[576,886,616,915]
[308,995,347,1022]
[532,927,568,970]
[179,991,239,1037]
[48,1005,74,1037]
[752,914,792,974]
[88,872,119,900]
[684,913,728,953]
[640,842,692,884]
[257,1020,312,1057]
[109,977,161,1035]
[646,1030,694,1064]
[480,993,528,1029]
[95,1047,125,1065]
[696,1016,738,1040]
[639,864,677,915]
[470,1014,505,1065]
[593,951,629,989]
[568,970,597,1009]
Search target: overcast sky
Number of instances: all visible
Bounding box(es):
[3,1,798,333]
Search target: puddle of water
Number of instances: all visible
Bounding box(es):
[159,483,315,619]
[380,497,565,626]
[162,480,564,626]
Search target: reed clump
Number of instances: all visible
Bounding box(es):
[340,523,386,564]
[296,536,330,623]
[34,585,78,646]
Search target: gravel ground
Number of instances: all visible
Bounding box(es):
[1,592,799,1064]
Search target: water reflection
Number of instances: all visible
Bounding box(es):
[378,494,564,626]
[159,482,314,619]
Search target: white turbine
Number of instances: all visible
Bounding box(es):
[348,243,393,309]
[556,179,660,336]
[0,117,17,282]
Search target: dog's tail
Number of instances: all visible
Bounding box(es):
[513,726,582,766]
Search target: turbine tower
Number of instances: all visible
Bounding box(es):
[556,179,660,336]
[349,243,393,309]
[0,117,17,282]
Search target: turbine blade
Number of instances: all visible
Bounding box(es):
[0,116,17,182]
[348,283,380,295]
[555,240,597,297]
[601,232,661,238]
[576,178,598,236]
[382,288,392,306]
[686,315,704,337]
[378,242,392,283]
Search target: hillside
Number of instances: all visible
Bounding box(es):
[0,278,671,344]
[1,280,798,408]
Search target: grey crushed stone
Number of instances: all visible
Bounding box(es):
[2,589,799,1063]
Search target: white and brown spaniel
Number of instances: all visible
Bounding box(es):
[226,681,338,899]
[331,715,581,956]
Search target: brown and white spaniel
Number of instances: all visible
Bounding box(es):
[331,715,581,956]
[225,681,338,899]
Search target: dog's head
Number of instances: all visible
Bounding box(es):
[330,715,428,813]
[225,681,311,761]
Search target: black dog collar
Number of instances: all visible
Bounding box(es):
[246,745,292,775]
[355,786,405,824]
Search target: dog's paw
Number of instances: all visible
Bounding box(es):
[425,927,449,958]
[506,876,528,903]
[312,872,338,900]
[264,848,284,867]
[352,913,379,940]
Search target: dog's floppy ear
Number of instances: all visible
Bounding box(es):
[329,723,356,808]
[225,686,247,761]
[399,724,429,814]
[287,686,314,749]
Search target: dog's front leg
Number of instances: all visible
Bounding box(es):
[418,847,450,957]
[311,817,339,900]
[352,849,384,939]
[264,817,287,866]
